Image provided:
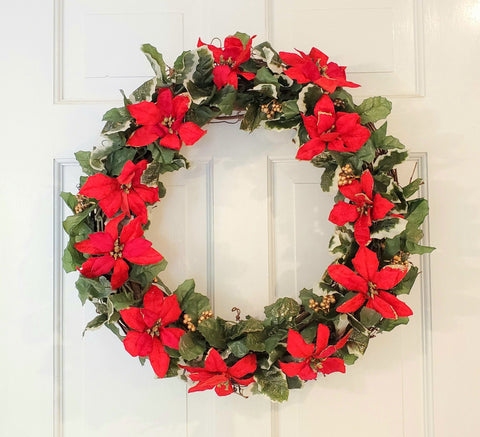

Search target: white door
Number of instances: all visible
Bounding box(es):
[1,0,479,436]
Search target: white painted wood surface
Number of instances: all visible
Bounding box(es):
[1,0,480,436]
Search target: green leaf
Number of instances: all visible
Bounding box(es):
[179,332,206,361]
[403,178,424,198]
[405,198,429,228]
[370,217,408,240]
[141,43,168,84]
[210,85,237,115]
[301,324,318,343]
[245,331,266,352]
[320,162,337,192]
[297,84,323,114]
[383,135,405,150]
[173,50,196,84]
[108,292,134,311]
[174,279,211,323]
[255,67,279,86]
[353,139,376,164]
[286,376,303,390]
[129,260,168,289]
[62,239,86,273]
[264,329,288,354]
[356,96,392,124]
[192,47,214,88]
[377,317,409,331]
[75,151,96,176]
[141,161,162,185]
[227,318,264,340]
[374,150,408,173]
[264,297,300,325]
[254,367,289,402]
[83,314,108,335]
[233,31,251,47]
[62,205,95,235]
[281,100,299,119]
[329,88,356,112]
[391,266,419,295]
[252,41,283,74]
[60,192,77,213]
[130,78,157,103]
[105,147,137,176]
[370,122,387,148]
[405,241,435,254]
[197,318,226,349]
[76,276,111,301]
[185,104,218,127]
[346,329,370,357]
[228,338,250,358]
[101,106,132,135]
[329,228,353,257]
[359,307,382,327]
[240,104,261,132]
[252,83,278,98]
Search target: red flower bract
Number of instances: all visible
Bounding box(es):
[126,88,206,149]
[328,246,412,319]
[198,35,256,89]
[79,160,159,224]
[74,213,163,289]
[180,348,257,396]
[296,95,370,160]
[279,324,349,381]
[329,170,394,245]
[279,47,359,93]
[120,285,185,378]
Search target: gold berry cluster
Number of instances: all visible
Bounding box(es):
[260,100,282,119]
[338,164,357,187]
[198,310,214,324]
[309,295,336,313]
[183,314,196,332]
[333,98,345,109]
[391,252,410,267]
[74,194,94,214]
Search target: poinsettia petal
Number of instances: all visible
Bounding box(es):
[75,232,113,255]
[123,331,153,357]
[188,375,227,393]
[377,291,413,318]
[374,266,408,290]
[178,122,207,146]
[104,213,126,241]
[148,338,170,378]
[279,360,310,378]
[133,184,159,205]
[78,255,115,278]
[124,190,148,224]
[279,51,304,66]
[119,216,144,243]
[127,125,164,147]
[358,170,374,199]
[214,381,234,396]
[301,114,319,139]
[232,376,255,386]
[213,64,235,89]
[318,357,346,375]
[155,88,174,117]
[110,258,129,289]
[329,202,359,226]
[98,189,123,218]
[318,331,351,359]
[295,137,326,160]
[309,47,329,65]
[119,307,147,332]
[339,180,363,202]
[298,362,318,381]
[238,71,255,80]
[286,329,315,358]
[160,327,185,349]
[197,38,223,62]
[353,212,372,246]
[366,295,397,319]
[127,101,161,126]
[141,308,160,328]
[79,173,118,199]
[116,160,137,186]
[336,292,367,314]
[314,76,339,93]
[284,66,311,84]
[372,194,394,220]
[122,238,163,264]
[156,294,182,326]
[313,94,335,120]
[315,324,331,356]
[352,246,379,281]
[171,94,190,121]
[204,348,228,373]
[328,265,368,293]
[228,354,257,379]
[159,133,182,150]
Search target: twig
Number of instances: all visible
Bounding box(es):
[231,307,241,322]
[409,161,418,184]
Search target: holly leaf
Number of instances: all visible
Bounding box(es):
[391,266,419,295]
[210,85,236,115]
[174,279,211,324]
[75,151,96,176]
[83,314,108,335]
[377,317,409,331]
[370,217,408,240]
[197,317,226,349]
[253,366,289,402]
[179,332,206,361]
[403,178,424,198]
[374,150,408,173]
[405,241,435,254]
[130,78,157,103]
[76,276,111,301]
[105,147,137,176]
[108,292,134,311]
[297,84,323,114]
[360,307,382,327]
[60,192,77,213]
[228,338,250,358]
[264,297,300,325]
[141,43,169,85]
[62,205,95,235]
[128,260,167,289]
[356,96,392,124]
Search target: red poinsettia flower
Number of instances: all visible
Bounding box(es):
[120,285,185,378]
[329,170,394,245]
[296,95,370,160]
[180,348,257,396]
[328,246,412,319]
[75,213,163,289]
[126,88,206,149]
[279,324,349,381]
[198,35,256,89]
[279,47,359,93]
[79,160,159,224]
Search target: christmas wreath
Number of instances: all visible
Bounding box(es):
[61,32,433,402]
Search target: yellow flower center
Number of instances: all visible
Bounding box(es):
[110,239,124,260]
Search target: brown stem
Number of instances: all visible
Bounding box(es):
[294,310,310,325]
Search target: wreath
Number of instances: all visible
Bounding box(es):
[61,32,433,402]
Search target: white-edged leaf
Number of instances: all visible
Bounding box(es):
[370,217,408,240]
